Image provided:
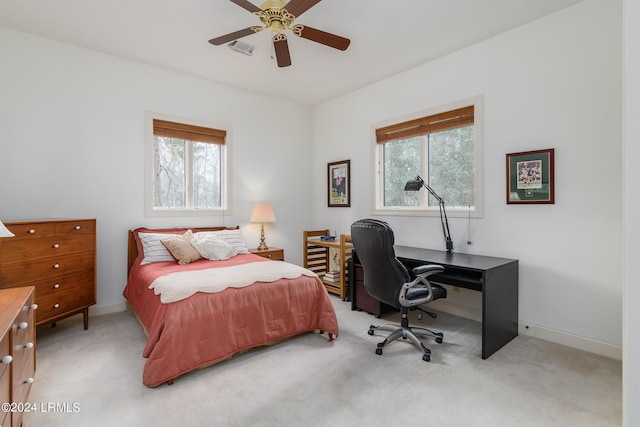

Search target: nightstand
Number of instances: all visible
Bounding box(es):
[250,247,284,261]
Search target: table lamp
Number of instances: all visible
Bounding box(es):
[0,220,15,238]
[404,175,453,252]
[250,202,276,251]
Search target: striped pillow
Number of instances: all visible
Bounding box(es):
[138,231,181,265]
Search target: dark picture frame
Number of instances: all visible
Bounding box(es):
[506,148,555,204]
[328,160,350,207]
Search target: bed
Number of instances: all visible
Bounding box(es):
[123,226,339,387]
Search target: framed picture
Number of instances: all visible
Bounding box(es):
[506,148,555,204]
[328,160,350,207]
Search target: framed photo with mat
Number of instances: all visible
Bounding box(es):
[506,149,554,204]
[328,160,350,207]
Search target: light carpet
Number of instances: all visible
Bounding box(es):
[23,297,621,426]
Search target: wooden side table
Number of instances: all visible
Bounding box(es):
[250,247,284,261]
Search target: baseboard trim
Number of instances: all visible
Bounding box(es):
[518,321,622,360]
[89,301,127,317]
[432,300,622,361]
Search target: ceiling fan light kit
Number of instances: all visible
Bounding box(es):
[209,0,350,67]
[228,40,254,55]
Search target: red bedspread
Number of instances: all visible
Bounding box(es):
[123,254,339,387]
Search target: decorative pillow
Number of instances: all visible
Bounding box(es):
[161,230,202,265]
[208,229,251,255]
[138,231,182,265]
[191,233,235,261]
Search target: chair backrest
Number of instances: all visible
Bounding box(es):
[350,219,410,308]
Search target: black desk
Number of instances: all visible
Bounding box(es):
[351,246,519,359]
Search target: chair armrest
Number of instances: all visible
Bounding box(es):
[399,264,445,308]
[412,264,445,276]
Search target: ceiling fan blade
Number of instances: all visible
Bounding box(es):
[209,27,261,45]
[230,0,261,13]
[273,37,292,67]
[283,0,321,18]
[296,25,350,51]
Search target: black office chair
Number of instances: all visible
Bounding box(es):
[350,219,447,361]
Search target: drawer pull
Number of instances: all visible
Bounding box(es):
[19,322,28,329]
[25,342,34,349]
[53,243,60,249]
[31,303,38,310]
[75,225,81,230]
[25,377,34,384]
[53,283,60,289]
[54,303,60,309]
[1,355,12,364]
[29,229,35,234]
[53,263,60,269]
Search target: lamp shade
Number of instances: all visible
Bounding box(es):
[404,176,425,191]
[250,203,276,223]
[0,220,15,238]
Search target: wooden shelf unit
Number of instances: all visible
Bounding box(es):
[303,230,353,300]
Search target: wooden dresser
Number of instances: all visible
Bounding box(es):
[0,219,96,330]
[1,286,36,427]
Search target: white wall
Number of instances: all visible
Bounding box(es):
[311,0,622,356]
[623,0,639,422]
[0,26,313,312]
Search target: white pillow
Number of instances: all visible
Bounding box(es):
[191,233,235,260]
[138,232,181,265]
[212,229,251,255]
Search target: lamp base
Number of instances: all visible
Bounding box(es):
[257,223,269,251]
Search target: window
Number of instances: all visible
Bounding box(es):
[145,114,229,217]
[373,97,483,218]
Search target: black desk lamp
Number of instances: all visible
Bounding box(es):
[404,175,453,252]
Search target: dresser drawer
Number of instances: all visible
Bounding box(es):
[12,293,35,379]
[31,270,94,300]
[4,222,55,240]
[0,252,95,286]
[0,332,10,409]
[0,234,95,264]
[55,220,95,236]
[37,284,95,323]
[11,351,34,427]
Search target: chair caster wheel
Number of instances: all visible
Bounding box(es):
[368,329,374,336]
[376,348,383,355]
[436,337,443,344]
[422,354,430,362]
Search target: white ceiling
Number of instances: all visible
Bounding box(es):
[0,0,583,106]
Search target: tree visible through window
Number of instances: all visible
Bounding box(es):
[147,117,227,216]
[374,100,482,217]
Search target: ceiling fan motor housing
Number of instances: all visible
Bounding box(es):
[256,3,295,34]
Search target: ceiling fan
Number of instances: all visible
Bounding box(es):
[209,0,350,67]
